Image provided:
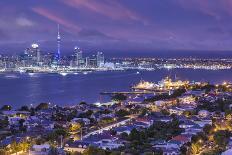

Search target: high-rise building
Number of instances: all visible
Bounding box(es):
[97,52,104,67]
[31,43,40,63]
[85,57,90,67]
[89,55,97,68]
[57,24,61,61]
[74,46,83,67]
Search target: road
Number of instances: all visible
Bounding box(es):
[83,115,137,139]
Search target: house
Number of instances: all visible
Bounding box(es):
[30,144,50,155]
[162,148,180,155]
[198,110,210,118]
[153,143,180,153]
[179,120,199,129]
[168,106,192,115]
[194,118,212,127]
[178,95,196,105]
[135,117,153,126]
[222,148,232,155]
[1,110,17,116]
[64,141,91,153]
[114,125,134,135]
[71,118,90,125]
[169,134,191,145]
[82,133,123,150]
[24,118,40,130]
[127,96,144,104]
[134,122,150,128]
[155,116,173,123]
[0,136,22,148]
[41,119,54,130]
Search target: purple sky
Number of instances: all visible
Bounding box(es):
[1,0,232,54]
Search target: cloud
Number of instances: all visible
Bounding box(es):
[16,17,34,27]
[78,28,112,39]
[61,0,147,23]
[32,7,81,32]
[0,29,9,40]
[176,0,223,20]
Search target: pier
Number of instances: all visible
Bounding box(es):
[100,91,167,95]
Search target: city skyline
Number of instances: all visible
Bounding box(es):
[1,0,232,56]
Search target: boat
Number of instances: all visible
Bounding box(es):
[26,69,34,73]
[59,72,68,76]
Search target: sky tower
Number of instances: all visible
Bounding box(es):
[57,24,61,61]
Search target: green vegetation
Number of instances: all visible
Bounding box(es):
[18,105,30,111]
[115,109,130,118]
[78,110,93,118]
[0,139,31,154]
[111,94,127,102]
[119,118,183,154]
[46,128,69,142]
[99,117,114,126]
[197,98,232,112]
[82,146,108,155]
[35,102,49,111]
[0,116,9,129]
[214,130,231,149]
[0,105,12,111]
[144,88,186,102]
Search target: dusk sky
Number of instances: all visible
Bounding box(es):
[1,0,232,55]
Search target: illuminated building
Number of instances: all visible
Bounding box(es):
[74,46,83,67]
[97,52,104,67]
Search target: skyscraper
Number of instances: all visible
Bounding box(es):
[97,52,104,67]
[57,24,61,61]
[31,43,40,63]
[74,46,83,67]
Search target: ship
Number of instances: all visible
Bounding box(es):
[132,77,189,91]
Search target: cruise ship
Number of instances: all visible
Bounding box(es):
[132,77,189,91]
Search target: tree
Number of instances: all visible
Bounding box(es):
[35,103,49,111]
[203,124,213,135]
[0,116,9,129]
[180,145,187,155]
[115,109,130,118]
[19,106,29,111]
[19,140,30,152]
[110,151,121,155]
[111,94,127,102]
[190,142,200,155]
[129,128,140,141]
[214,130,230,148]
[82,146,106,155]
[47,128,69,142]
[69,123,81,132]
[19,119,26,132]
[10,140,21,154]
[78,110,93,118]
[1,105,11,111]
[161,109,170,115]
[79,101,87,105]
[48,146,58,155]
[99,117,114,126]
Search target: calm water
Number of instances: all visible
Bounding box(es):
[0,69,231,108]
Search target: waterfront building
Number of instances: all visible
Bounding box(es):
[31,43,41,64]
[89,55,97,68]
[85,57,90,67]
[74,46,83,67]
[97,52,104,68]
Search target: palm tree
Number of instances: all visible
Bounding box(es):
[190,142,200,155]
